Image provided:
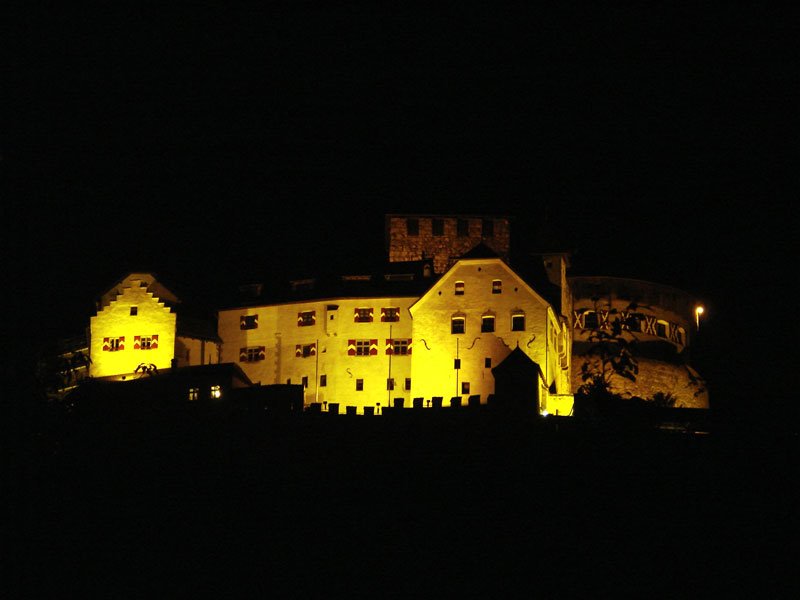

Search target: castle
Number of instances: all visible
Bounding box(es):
[55,214,709,413]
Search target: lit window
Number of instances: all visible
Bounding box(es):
[103,337,124,352]
[392,339,410,355]
[240,346,266,362]
[240,314,258,330]
[462,382,470,395]
[455,281,465,295]
[452,316,465,334]
[188,387,199,401]
[130,307,138,316]
[356,340,372,356]
[354,308,373,323]
[210,385,222,399]
[381,307,400,322]
[457,219,469,237]
[387,378,395,391]
[407,218,419,236]
[482,219,494,238]
[136,335,158,350]
[297,311,316,327]
[511,313,525,331]
[320,374,327,387]
[356,379,364,391]
[432,219,444,236]
[481,315,495,333]
[492,280,502,294]
[404,378,411,391]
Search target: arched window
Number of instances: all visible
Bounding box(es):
[511,312,526,332]
[451,315,466,334]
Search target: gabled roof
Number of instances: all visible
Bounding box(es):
[491,346,544,382]
[409,256,553,314]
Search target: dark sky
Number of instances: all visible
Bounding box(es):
[6,3,798,417]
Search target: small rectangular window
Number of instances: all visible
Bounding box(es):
[404,377,412,391]
[302,376,308,389]
[484,357,492,369]
[455,281,465,295]
[492,280,502,294]
[355,308,373,323]
[512,314,526,331]
[104,337,124,352]
[432,218,444,236]
[387,378,395,391]
[392,339,410,355]
[130,307,138,316]
[355,340,372,356]
[210,385,222,399]
[407,218,419,236]
[356,379,364,391]
[461,382,470,395]
[451,317,465,335]
[188,387,199,401]
[298,311,316,326]
[481,315,495,333]
[381,307,400,322]
[320,374,327,387]
[240,314,258,330]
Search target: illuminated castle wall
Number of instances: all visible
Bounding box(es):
[81,214,707,413]
[570,277,709,409]
[89,273,220,380]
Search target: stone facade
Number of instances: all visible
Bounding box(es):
[385,214,511,274]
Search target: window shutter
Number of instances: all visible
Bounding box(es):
[103,337,109,351]
[151,334,158,349]
[296,344,302,357]
[118,336,124,350]
[385,339,393,355]
[370,339,378,356]
[347,339,356,356]
[134,335,141,350]
[407,339,413,355]
[240,348,248,362]
[573,310,584,329]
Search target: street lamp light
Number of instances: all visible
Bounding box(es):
[695,305,705,329]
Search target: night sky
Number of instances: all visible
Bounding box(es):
[6,4,798,419]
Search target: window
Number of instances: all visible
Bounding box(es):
[407,218,419,236]
[320,374,327,387]
[432,218,444,236]
[381,307,400,322]
[349,339,377,356]
[484,357,492,368]
[455,281,465,295]
[103,336,124,352]
[457,219,469,237]
[354,307,373,323]
[462,382,470,395]
[297,311,315,327]
[387,378,395,391]
[356,379,364,391]
[482,219,494,238]
[391,339,411,355]
[302,376,308,389]
[240,346,266,362]
[481,315,495,333]
[511,313,526,331]
[136,335,158,350]
[210,385,221,399]
[583,311,598,329]
[451,316,465,334]
[240,314,258,330]
[656,320,669,338]
[404,378,412,391]
[492,279,502,294]
[296,343,316,358]
[188,387,199,401]
[130,306,138,316]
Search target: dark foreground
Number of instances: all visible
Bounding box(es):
[8,406,799,597]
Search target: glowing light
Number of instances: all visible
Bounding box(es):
[695,305,705,328]
[541,409,549,417]
[211,385,222,399]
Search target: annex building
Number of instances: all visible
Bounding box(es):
[59,214,708,414]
